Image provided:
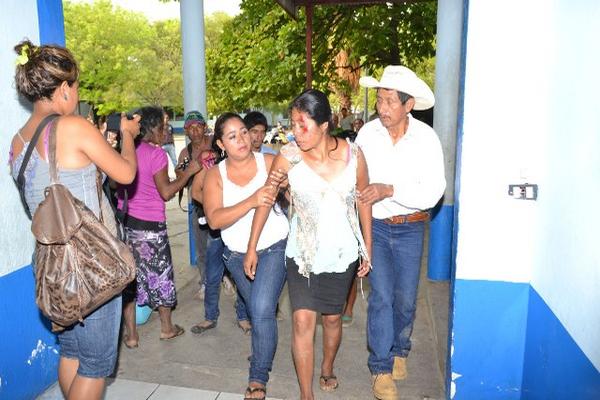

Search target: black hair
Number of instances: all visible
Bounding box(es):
[136,106,165,142]
[243,111,268,130]
[212,112,244,162]
[397,91,413,104]
[289,89,334,133]
[290,89,341,157]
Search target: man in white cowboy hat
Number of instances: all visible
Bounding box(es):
[355,65,446,399]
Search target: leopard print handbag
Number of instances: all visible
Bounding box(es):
[31,120,135,329]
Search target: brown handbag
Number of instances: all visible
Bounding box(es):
[30,118,135,328]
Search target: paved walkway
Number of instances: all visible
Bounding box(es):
[38,196,449,400]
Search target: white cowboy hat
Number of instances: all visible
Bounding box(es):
[359,65,435,110]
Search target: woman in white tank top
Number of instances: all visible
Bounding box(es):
[245,90,372,399]
[203,113,288,400]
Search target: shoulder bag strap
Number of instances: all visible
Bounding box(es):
[17,114,59,219]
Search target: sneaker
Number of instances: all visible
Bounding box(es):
[372,373,398,400]
[392,356,407,380]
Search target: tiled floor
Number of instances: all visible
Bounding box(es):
[38,378,282,400]
[36,197,449,400]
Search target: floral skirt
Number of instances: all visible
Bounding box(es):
[124,219,177,309]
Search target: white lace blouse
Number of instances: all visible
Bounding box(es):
[283,140,369,276]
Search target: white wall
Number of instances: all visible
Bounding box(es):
[0,0,39,277]
[456,0,552,283]
[528,1,600,371]
[458,0,600,370]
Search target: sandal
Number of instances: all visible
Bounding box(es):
[244,385,266,400]
[319,375,339,392]
[160,324,185,341]
[123,334,139,349]
[191,320,217,335]
[237,320,252,336]
[341,315,353,327]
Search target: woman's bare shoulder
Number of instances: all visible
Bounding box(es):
[57,115,99,138]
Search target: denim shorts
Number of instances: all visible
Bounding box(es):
[58,295,122,378]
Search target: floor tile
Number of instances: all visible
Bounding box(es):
[36,383,62,400]
[104,378,159,400]
[216,393,282,400]
[148,384,219,400]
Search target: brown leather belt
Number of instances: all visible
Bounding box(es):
[383,211,430,224]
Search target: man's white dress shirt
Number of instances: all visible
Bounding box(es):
[355,115,446,219]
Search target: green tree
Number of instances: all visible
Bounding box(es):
[205,0,437,113]
[64,0,183,115]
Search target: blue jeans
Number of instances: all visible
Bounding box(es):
[367,218,425,374]
[204,232,248,322]
[223,239,287,385]
[59,295,122,378]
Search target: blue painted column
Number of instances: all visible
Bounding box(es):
[428,0,464,280]
[180,0,206,265]
[37,0,65,46]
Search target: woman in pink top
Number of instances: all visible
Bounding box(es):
[118,106,201,348]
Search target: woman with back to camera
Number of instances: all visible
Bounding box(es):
[8,40,140,400]
[118,106,201,348]
[245,89,372,400]
[202,112,289,400]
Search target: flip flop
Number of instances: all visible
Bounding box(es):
[190,320,217,335]
[244,385,266,400]
[160,324,185,341]
[341,315,353,327]
[319,375,339,392]
[123,334,139,349]
[237,320,252,336]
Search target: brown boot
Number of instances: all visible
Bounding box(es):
[372,373,398,400]
[392,356,407,380]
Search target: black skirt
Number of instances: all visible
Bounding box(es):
[286,257,358,315]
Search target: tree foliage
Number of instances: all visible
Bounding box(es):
[206,0,437,113]
[64,0,183,115]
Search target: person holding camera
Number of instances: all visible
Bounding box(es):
[9,40,140,400]
[118,106,201,348]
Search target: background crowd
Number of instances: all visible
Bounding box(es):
[9,40,443,400]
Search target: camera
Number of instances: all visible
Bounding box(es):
[177,157,190,171]
[106,112,135,133]
[105,112,136,150]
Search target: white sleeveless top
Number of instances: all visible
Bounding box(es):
[283,140,369,276]
[219,152,289,252]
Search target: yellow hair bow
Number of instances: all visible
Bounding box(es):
[15,45,29,66]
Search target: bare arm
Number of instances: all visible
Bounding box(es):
[153,159,201,201]
[203,166,276,231]
[190,168,207,204]
[243,154,290,279]
[356,148,372,277]
[66,114,140,184]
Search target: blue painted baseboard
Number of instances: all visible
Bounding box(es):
[450,280,600,399]
[450,279,528,399]
[0,265,59,400]
[522,286,600,400]
[428,204,454,281]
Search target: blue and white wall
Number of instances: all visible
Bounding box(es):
[0,1,65,399]
[449,0,600,399]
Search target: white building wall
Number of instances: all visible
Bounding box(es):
[0,0,39,277]
[457,0,600,371]
[528,1,600,371]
